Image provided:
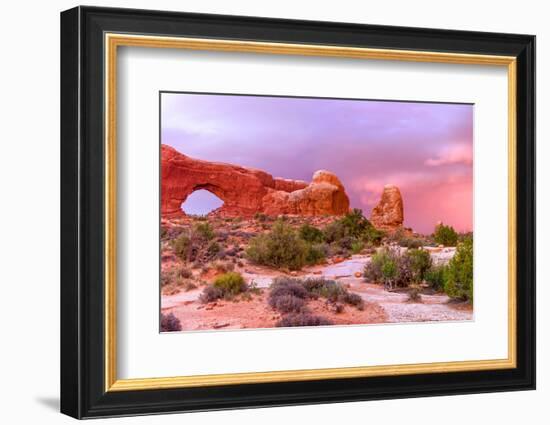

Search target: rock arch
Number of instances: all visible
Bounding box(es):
[180,186,225,215]
[161,144,350,218]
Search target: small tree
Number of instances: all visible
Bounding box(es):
[433,223,458,246]
[298,223,324,243]
[381,258,398,291]
[340,208,372,238]
[444,236,473,301]
[404,248,432,283]
[246,220,308,270]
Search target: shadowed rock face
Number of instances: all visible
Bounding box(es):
[161,144,350,217]
[370,184,404,230]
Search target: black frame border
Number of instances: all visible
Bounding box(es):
[61,6,535,419]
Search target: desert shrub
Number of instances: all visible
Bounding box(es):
[433,223,458,246]
[404,249,432,282]
[269,277,309,300]
[199,285,224,303]
[172,234,194,262]
[269,294,307,313]
[341,292,364,310]
[338,235,354,250]
[366,247,434,289]
[246,220,308,270]
[444,236,473,301]
[364,248,397,283]
[302,278,364,309]
[407,288,422,303]
[160,269,175,287]
[323,209,383,248]
[213,261,234,273]
[182,280,197,291]
[322,220,346,244]
[381,258,399,287]
[206,241,221,259]
[458,231,474,243]
[362,225,385,245]
[399,237,424,249]
[305,243,327,265]
[304,278,344,300]
[160,226,169,240]
[364,248,403,289]
[213,272,247,296]
[160,312,182,332]
[299,224,325,243]
[340,208,372,238]
[194,222,215,241]
[425,264,447,291]
[351,240,364,254]
[276,312,334,328]
[178,267,193,279]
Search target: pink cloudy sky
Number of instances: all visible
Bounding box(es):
[161,92,473,234]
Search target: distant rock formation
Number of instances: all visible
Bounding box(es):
[161,144,350,218]
[370,184,404,230]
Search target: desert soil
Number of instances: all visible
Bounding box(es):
[162,252,472,331]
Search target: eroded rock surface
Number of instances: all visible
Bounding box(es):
[370,184,404,230]
[161,144,350,217]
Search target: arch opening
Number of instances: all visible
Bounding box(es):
[181,189,224,216]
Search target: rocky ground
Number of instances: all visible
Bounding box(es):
[160,216,472,332]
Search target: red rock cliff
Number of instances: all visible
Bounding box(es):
[370,184,404,230]
[161,144,350,217]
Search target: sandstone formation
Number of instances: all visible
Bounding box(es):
[161,144,350,218]
[370,184,404,230]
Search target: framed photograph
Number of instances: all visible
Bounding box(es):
[60,6,535,419]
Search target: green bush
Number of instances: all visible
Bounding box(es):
[206,241,221,258]
[246,220,308,270]
[340,208,372,238]
[362,226,385,245]
[404,249,432,282]
[398,237,424,249]
[351,240,364,254]
[194,222,215,241]
[425,264,447,291]
[299,224,324,243]
[365,247,432,289]
[364,248,398,284]
[302,278,364,310]
[213,272,247,296]
[323,209,383,248]
[433,223,458,246]
[305,243,327,265]
[173,234,194,262]
[444,237,473,301]
[322,221,345,244]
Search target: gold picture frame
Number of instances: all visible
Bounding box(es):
[104,33,517,392]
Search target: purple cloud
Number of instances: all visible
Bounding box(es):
[161,92,473,234]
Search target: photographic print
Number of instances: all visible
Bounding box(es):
[160,92,474,332]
